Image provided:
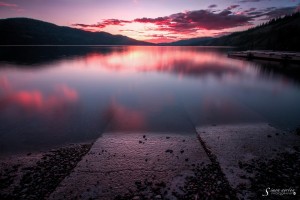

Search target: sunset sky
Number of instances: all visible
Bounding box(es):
[1,0,299,43]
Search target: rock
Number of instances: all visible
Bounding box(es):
[295,128,300,136]
[165,149,173,153]
[135,181,142,186]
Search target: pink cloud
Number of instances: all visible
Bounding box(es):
[71,4,297,42]
[144,34,178,43]
[0,1,17,7]
[227,5,240,10]
[73,9,253,34]
[134,9,252,34]
[73,19,131,29]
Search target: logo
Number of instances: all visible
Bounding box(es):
[262,188,296,196]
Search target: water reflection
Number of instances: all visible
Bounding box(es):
[0,46,125,66]
[96,47,243,78]
[0,78,78,118]
[0,46,300,154]
[104,99,146,131]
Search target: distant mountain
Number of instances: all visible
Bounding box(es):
[0,18,152,45]
[160,37,213,46]
[163,12,300,51]
[1,13,300,50]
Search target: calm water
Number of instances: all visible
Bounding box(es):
[1,46,300,153]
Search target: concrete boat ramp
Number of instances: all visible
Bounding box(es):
[49,133,211,200]
[48,123,300,200]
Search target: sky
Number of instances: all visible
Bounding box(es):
[0,0,300,43]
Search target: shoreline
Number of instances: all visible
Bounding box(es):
[1,125,299,199]
[0,143,92,199]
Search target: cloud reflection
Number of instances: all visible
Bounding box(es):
[0,46,246,79]
[104,99,145,132]
[84,46,244,77]
[0,77,78,118]
[1,46,245,78]
[0,76,11,91]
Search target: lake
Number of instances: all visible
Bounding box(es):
[1,46,300,154]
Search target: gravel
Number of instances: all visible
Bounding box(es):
[114,162,237,200]
[0,143,92,200]
[237,148,300,199]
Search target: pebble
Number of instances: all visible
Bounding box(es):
[165,149,173,153]
[2,144,92,200]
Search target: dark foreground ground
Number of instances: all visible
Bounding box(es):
[0,124,299,200]
[0,144,92,199]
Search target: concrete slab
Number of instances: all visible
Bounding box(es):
[49,133,210,200]
[196,123,300,199]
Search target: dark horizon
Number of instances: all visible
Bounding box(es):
[1,12,300,51]
[0,0,299,43]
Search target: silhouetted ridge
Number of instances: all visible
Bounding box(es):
[0,18,152,45]
[160,37,213,46]
[162,12,300,51]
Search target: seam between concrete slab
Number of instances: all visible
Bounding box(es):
[76,168,188,173]
[196,133,238,199]
[181,105,238,198]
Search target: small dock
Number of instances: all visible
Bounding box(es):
[228,50,300,62]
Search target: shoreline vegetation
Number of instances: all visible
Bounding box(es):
[0,12,300,51]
